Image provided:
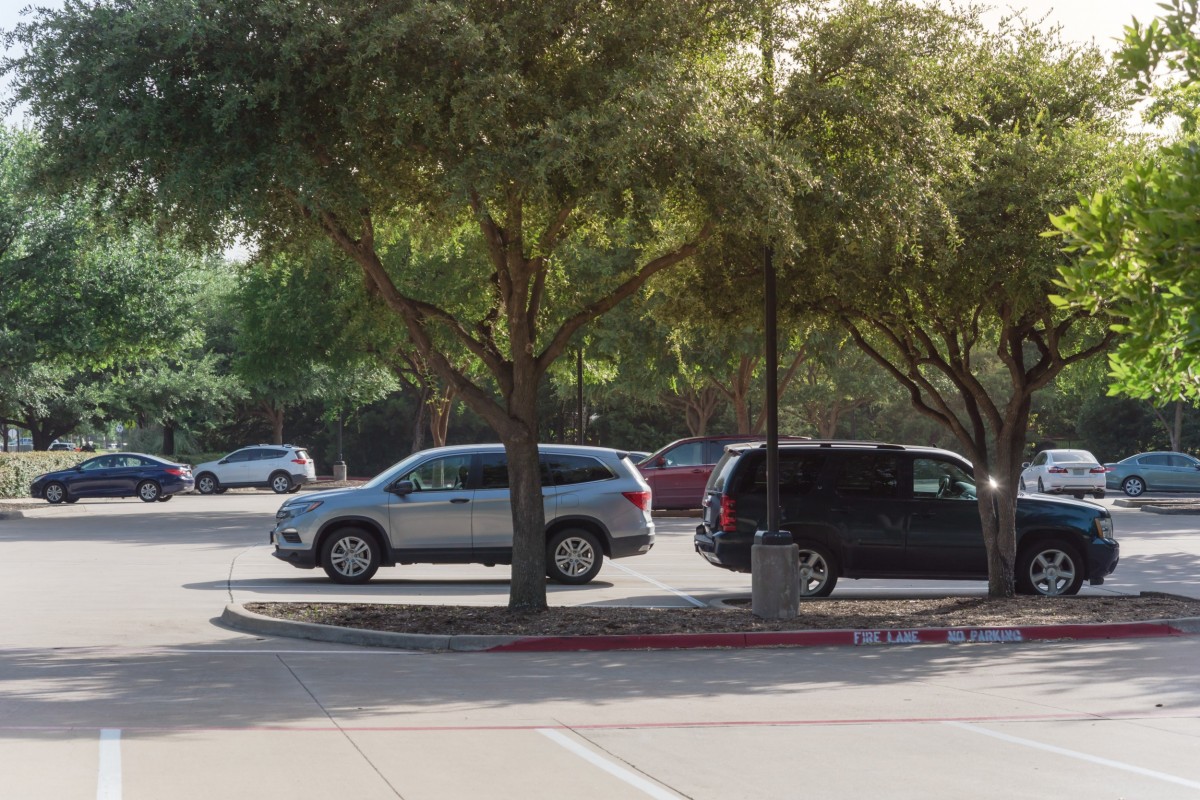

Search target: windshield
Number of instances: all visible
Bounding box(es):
[361,451,432,489]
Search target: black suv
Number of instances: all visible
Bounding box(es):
[694,441,1119,597]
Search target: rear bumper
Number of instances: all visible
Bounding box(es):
[609,532,655,559]
[694,526,753,573]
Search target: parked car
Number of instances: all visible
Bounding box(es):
[694,441,1119,597]
[1019,449,1107,499]
[639,434,806,510]
[29,452,194,504]
[1105,451,1200,497]
[271,443,654,584]
[193,444,316,495]
[48,441,77,451]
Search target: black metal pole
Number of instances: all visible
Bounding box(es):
[761,244,788,543]
[577,348,585,445]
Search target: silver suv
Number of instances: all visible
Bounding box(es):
[194,444,317,494]
[270,443,655,584]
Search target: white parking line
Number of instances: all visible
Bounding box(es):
[97,728,121,800]
[538,728,681,799]
[947,721,1200,789]
[608,562,707,607]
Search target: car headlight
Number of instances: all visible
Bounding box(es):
[277,500,322,520]
[1094,516,1115,540]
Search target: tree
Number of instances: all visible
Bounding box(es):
[1053,0,1200,404]
[6,0,781,610]
[776,3,1133,596]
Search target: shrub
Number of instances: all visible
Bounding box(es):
[0,452,89,499]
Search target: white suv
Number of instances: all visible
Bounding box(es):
[194,444,317,495]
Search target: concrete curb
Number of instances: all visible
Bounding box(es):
[220,603,1200,654]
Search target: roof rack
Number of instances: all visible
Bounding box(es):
[732,439,908,451]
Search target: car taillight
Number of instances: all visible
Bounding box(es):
[165,468,184,476]
[622,490,651,511]
[292,458,309,464]
[1047,467,1069,474]
[1089,466,1108,473]
[719,495,737,532]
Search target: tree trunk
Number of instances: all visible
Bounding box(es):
[410,383,430,455]
[429,387,457,447]
[504,376,547,612]
[162,424,176,456]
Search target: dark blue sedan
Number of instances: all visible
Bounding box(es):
[30,453,195,504]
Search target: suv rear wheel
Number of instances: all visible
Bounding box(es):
[321,528,380,584]
[546,528,603,584]
[796,542,838,597]
[196,472,219,495]
[1016,539,1083,596]
[269,472,293,494]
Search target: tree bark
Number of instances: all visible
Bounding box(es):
[162,423,176,456]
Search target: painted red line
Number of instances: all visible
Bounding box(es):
[487,622,1185,652]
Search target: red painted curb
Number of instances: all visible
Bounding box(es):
[486,621,1185,652]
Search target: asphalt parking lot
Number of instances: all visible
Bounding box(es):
[2,492,1200,798]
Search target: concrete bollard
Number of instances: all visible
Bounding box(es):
[333,461,347,482]
[751,542,800,619]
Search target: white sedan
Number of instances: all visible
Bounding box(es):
[1020,449,1107,499]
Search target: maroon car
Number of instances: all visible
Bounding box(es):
[639,435,805,510]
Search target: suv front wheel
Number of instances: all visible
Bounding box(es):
[1016,539,1083,596]
[546,528,603,585]
[796,542,838,597]
[321,528,381,584]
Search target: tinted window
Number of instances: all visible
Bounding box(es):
[479,452,508,489]
[1142,454,1170,466]
[707,451,740,493]
[545,455,614,486]
[1032,452,1047,466]
[663,441,705,467]
[257,449,287,460]
[227,450,253,463]
[833,453,900,498]
[403,454,471,491]
[733,452,826,495]
[1170,454,1198,468]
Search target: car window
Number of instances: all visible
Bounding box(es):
[912,458,976,501]
[833,453,899,498]
[733,451,825,495]
[479,452,508,489]
[1032,452,1047,466]
[403,454,472,491]
[257,449,287,460]
[294,449,310,461]
[226,450,253,463]
[663,441,705,467]
[81,457,111,471]
[1169,454,1197,468]
[545,455,614,485]
[1142,454,1170,466]
[707,451,740,493]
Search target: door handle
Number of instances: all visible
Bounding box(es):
[911,511,935,519]
[450,498,470,504]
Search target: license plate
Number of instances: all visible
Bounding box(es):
[1072,468,1084,475]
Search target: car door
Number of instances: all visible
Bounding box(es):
[1170,454,1200,492]
[387,452,474,554]
[826,451,905,573]
[108,454,148,496]
[218,449,256,485]
[904,456,987,576]
[69,455,118,496]
[1135,454,1171,490]
[469,451,558,557]
[645,440,708,509]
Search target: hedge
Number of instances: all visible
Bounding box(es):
[0,452,89,499]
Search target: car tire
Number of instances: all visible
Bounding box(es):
[157,494,173,502]
[1016,539,1083,596]
[796,541,838,597]
[1093,491,1105,499]
[65,497,79,504]
[1121,476,1146,497]
[215,487,228,494]
[287,485,301,494]
[137,480,161,503]
[1037,478,1045,493]
[44,482,67,504]
[196,472,219,495]
[269,472,293,494]
[546,528,603,585]
[1072,492,1086,500]
[321,528,381,584]
[1019,478,1027,492]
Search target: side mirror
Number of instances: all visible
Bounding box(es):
[219,459,229,464]
[1021,462,1030,469]
[654,456,667,468]
[391,480,415,496]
